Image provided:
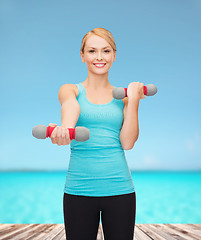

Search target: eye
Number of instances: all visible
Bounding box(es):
[89,50,110,53]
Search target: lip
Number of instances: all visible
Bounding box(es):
[93,63,106,68]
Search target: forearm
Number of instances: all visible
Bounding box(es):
[61,99,81,129]
[120,98,140,150]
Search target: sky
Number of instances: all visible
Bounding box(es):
[1,0,201,171]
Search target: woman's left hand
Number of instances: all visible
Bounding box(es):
[127,81,146,101]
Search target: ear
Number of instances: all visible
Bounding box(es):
[113,51,116,62]
[80,51,85,63]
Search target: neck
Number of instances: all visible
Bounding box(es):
[83,72,112,90]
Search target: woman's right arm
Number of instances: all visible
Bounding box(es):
[49,84,81,146]
[59,84,81,129]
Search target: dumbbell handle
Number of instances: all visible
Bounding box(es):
[113,84,158,99]
[46,126,74,138]
[32,125,90,142]
[123,86,148,96]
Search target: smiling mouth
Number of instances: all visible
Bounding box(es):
[93,63,106,68]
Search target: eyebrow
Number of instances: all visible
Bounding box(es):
[88,46,111,49]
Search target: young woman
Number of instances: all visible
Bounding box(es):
[49,27,145,240]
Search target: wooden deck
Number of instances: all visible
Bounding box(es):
[0,224,201,239]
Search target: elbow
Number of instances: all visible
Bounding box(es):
[123,137,138,150]
[123,145,133,150]
[122,142,135,150]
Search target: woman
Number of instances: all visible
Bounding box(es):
[49,27,145,240]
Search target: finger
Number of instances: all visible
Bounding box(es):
[51,134,56,144]
[49,123,57,127]
[61,127,67,145]
[49,124,57,143]
[63,130,69,145]
[58,127,66,146]
[61,127,66,138]
[51,126,57,139]
[66,130,71,144]
[56,127,62,145]
[52,126,60,144]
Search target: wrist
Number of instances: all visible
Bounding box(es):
[127,97,140,111]
[61,125,74,130]
[128,96,140,104]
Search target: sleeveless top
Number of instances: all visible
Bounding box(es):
[63,82,135,196]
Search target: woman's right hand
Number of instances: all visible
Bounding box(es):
[127,81,145,101]
[49,123,72,146]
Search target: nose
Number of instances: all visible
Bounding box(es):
[96,51,103,60]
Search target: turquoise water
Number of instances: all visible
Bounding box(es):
[0,171,201,224]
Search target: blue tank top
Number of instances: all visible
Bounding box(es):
[63,82,135,196]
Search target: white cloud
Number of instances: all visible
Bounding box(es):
[185,132,201,154]
[142,154,163,169]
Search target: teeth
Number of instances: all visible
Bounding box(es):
[95,64,105,66]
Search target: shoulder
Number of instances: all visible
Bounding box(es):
[58,84,79,106]
[59,84,79,97]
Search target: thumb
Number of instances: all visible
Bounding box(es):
[49,123,57,127]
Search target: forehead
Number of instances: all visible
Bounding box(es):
[86,35,111,48]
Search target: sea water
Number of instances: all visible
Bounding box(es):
[0,171,200,224]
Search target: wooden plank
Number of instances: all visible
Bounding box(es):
[135,226,153,240]
[12,224,55,240]
[48,225,64,240]
[138,224,169,240]
[57,231,66,240]
[98,224,104,240]
[28,224,57,240]
[166,224,201,240]
[175,224,201,238]
[153,224,197,240]
[156,224,196,240]
[191,224,201,230]
[39,225,64,240]
[0,224,201,240]
[52,227,65,240]
[3,224,58,240]
[0,225,16,232]
[25,224,56,240]
[143,224,176,240]
[0,224,38,240]
[0,224,29,237]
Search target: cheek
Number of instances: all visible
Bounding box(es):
[106,55,113,62]
[86,56,95,63]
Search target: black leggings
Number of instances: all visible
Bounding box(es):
[63,191,136,240]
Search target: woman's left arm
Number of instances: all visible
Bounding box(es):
[119,98,140,150]
[119,81,145,150]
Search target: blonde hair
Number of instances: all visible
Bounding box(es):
[80,27,117,54]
